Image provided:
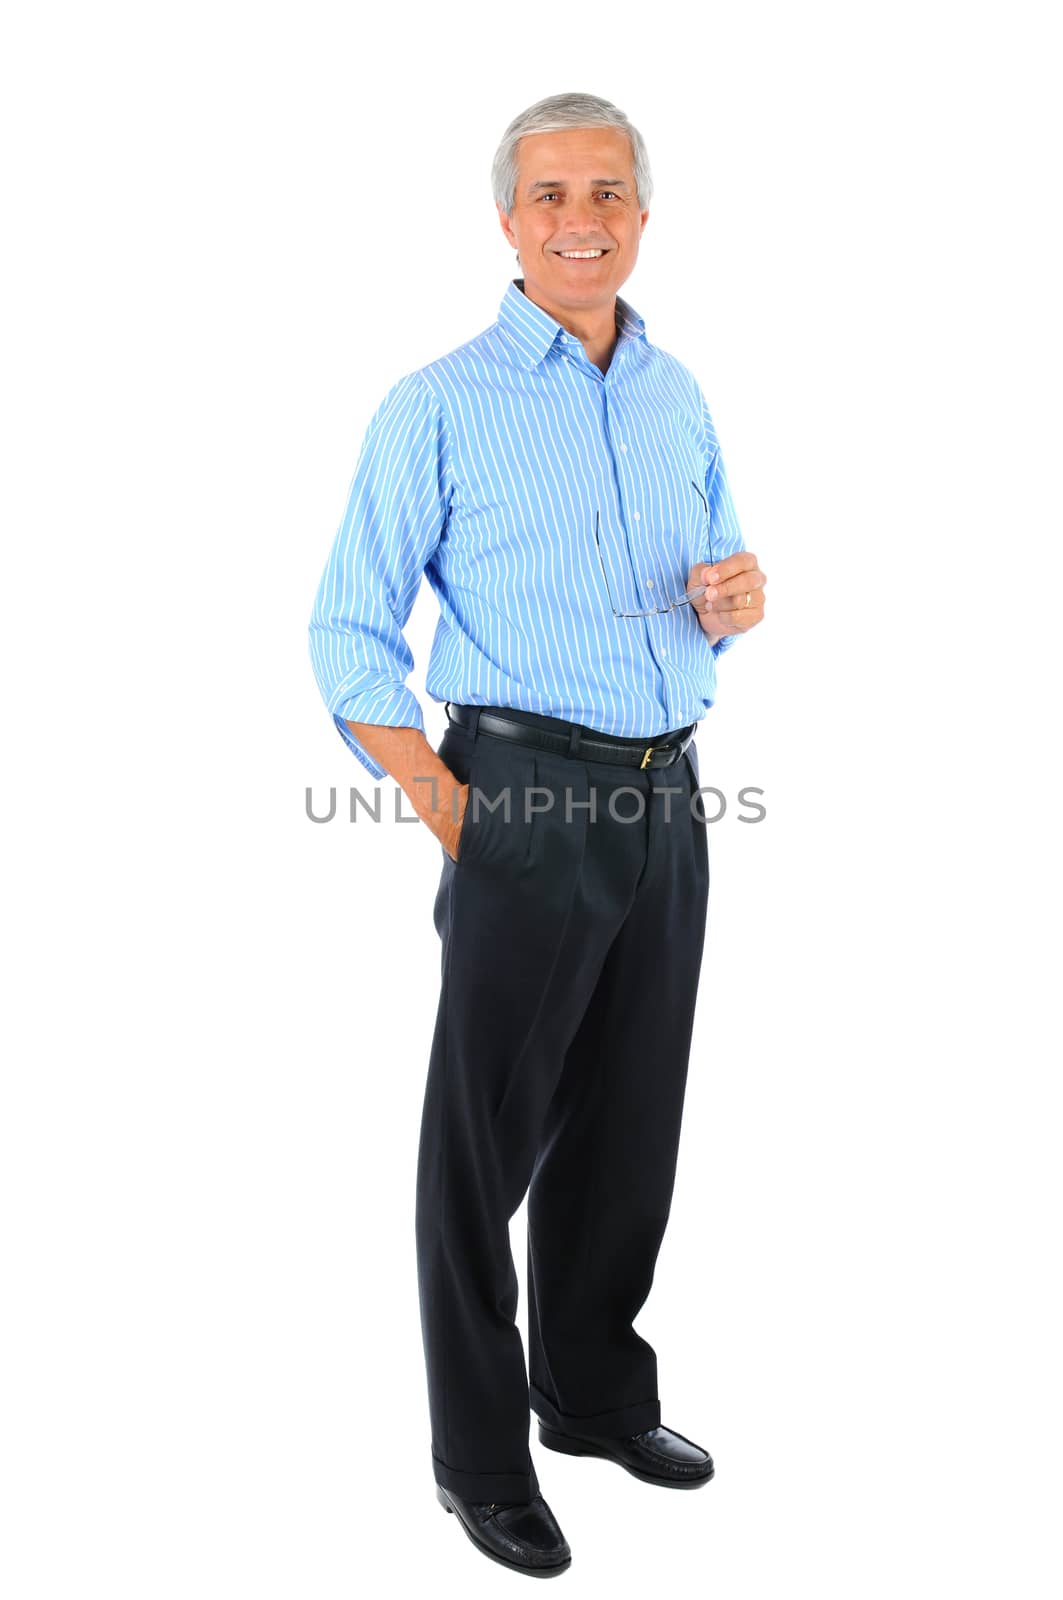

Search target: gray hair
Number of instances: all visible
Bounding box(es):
[491,91,653,216]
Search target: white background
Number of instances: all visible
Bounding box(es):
[3,2,1060,1595]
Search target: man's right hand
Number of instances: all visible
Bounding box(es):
[344,718,473,862]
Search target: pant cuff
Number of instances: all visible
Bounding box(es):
[432,1451,540,1503]
[529,1380,661,1439]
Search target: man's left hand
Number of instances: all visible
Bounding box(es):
[686,552,767,645]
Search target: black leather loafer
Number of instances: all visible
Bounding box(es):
[538,1419,715,1488]
[436,1483,572,1576]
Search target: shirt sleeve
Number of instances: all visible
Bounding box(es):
[698,386,746,660]
[308,371,451,779]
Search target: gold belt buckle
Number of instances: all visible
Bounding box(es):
[640,742,660,770]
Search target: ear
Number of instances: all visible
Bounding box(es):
[496,201,518,251]
[638,207,650,238]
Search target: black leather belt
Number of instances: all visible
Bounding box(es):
[445,702,696,771]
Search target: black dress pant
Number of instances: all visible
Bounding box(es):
[414,705,710,1503]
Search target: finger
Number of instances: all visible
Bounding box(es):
[699,551,760,586]
[714,587,765,614]
[705,591,765,631]
[713,568,766,604]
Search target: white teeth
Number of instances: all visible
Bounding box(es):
[559,249,604,258]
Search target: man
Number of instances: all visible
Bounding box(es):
[308,91,766,1577]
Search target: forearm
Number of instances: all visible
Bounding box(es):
[345,720,462,829]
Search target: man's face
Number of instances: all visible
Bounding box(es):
[496,126,649,322]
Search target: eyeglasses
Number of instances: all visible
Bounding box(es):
[594,457,720,619]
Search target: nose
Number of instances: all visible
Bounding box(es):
[556,196,599,236]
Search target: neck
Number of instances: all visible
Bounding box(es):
[516,278,620,370]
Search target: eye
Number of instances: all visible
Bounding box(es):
[537,190,620,202]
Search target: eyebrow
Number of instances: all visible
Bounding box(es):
[526,178,629,193]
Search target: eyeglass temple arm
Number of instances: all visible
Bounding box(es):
[690,461,718,570]
[594,508,622,614]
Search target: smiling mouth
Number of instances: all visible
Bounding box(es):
[555,248,609,260]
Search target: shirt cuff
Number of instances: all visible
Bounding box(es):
[328,685,426,780]
[711,633,738,659]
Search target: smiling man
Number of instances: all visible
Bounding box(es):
[497,125,648,376]
[309,91,766,1577]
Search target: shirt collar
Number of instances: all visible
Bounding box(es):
[497,277,647,370]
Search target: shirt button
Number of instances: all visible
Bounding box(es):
[619,442,628,453]
[633,511,641,521]
[661,648,669,659]
[646,578,655,589]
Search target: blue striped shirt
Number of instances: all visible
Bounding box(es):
[308,277,745,779]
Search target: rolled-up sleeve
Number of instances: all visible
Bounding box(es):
[308,372,451,778]
[699,387,746,660]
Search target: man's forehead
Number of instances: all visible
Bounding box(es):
[516,126,634,180]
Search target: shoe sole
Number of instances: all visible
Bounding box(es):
[537,1422,715,1489]
[436,1483,572,1577]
